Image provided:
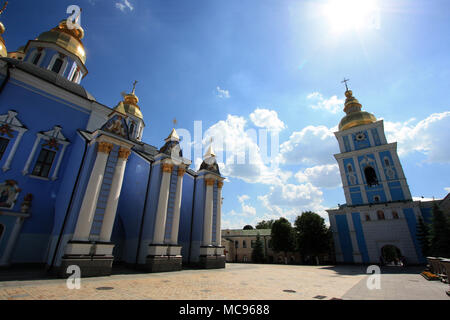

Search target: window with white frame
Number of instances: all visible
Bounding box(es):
[48,53,67,75]
[0,110,28,172]
[29,49,45,66]
[23,125,70,180]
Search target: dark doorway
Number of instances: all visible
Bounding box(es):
[381,245,403,266]
[364,166,378,186]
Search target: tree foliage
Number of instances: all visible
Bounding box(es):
[255,220,274,229]
[429,204,450,257]
[416,215,431,257]
[294,211,331,258]
[251,233,265,263]
[271,218,295,254]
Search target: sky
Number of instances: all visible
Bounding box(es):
[3,0,450,229]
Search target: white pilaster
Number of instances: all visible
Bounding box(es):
[348,134,355,151]
[352,156,368,203]
[99,148,131,242]
[22,135,42,175]
[51,143,69,180]
[169,167,185,245]
[153,162,173,244]
[214,181,224,246]
[2,129,26,172]
[0,217,25,266]
[72,141,113,241]
[203,178,215,246]
[374,152,392,201]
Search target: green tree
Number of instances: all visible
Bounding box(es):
[429,204,450,257]
[271,218,295,260]
[416,215,431,257]
[243,225,254,230]
[255,220,274,229]
[251,233,265,263]
[294,211,331,264]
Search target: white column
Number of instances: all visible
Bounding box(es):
[51,143,69,180]
[214,181,223,246]
[352,156,368,203]
[374,152,392,201]
[169,167,185,245]
[203,178,215,246]
[99,148,131,242]
[2,129,26,172]
[22,135,42,175]
[72,141,113,241]
[153,162,173,244]
[0,216,25,266]
[348,134,356,151]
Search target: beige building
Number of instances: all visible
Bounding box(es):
[221,229,301,264]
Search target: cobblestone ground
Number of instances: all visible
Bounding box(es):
[0,264,448,300]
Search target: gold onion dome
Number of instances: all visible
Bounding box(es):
[0,1,9,58]
[113,82,143,120]
[338,90,376,131]
[36,18,86,64]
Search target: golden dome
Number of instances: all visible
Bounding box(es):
[0,1,8,58]
[113,81,143,120]
[36,19,86,64]
[338,90,376,131]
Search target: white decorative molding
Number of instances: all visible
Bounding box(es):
[0,110,28,172]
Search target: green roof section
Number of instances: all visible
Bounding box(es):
[221,229,271,237]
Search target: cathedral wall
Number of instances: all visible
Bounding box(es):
[178,174,195,263]
[113,151,151,264]
[189,177,206,263]
[0,79,90,264]
[334,214,353,263]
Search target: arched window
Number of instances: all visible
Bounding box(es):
[364,166,378,186]
[392,211,399,219]
[32,52,42,65]
[377,210,385,220]
[243,240,247,248]
[347,164,353,173]
[365,214,371,221]
[0,224,4,243]
[129,122,135,137]
[71,68,80,82]
[235,240,239,249]
[0,137,10,160]
[51,58,64,73]
[384,158,390,166]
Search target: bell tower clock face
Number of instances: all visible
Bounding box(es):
[355,132,366,141]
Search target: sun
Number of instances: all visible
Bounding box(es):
[323,0,380,33]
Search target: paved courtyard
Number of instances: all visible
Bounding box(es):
[0,263,448,300]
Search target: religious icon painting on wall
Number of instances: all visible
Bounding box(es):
[0,180,21,209]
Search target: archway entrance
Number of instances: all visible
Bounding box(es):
[381,245,403,266]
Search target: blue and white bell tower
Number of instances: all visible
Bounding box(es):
[334,89,412,206]
[327,85,439,266]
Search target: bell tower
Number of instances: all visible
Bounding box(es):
[334,86,412,206]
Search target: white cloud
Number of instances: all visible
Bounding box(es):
[249,108,286,132]
[258,183,328,221]
[115,0,134,12]
[216,86,230,99]
[444,187,450,193]
[279,125,339,165]
[384,111,450,163]
[295,164,342,189]
[203,114,288,185]
[307,92,343,114]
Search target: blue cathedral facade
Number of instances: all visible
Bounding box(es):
[0,11,225,276]
[327,88,444,265]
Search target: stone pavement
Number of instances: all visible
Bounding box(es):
[0,263,448,300]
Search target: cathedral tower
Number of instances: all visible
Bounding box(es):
[327,84,430,265]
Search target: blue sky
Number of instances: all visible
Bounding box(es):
[4,0,450,228]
